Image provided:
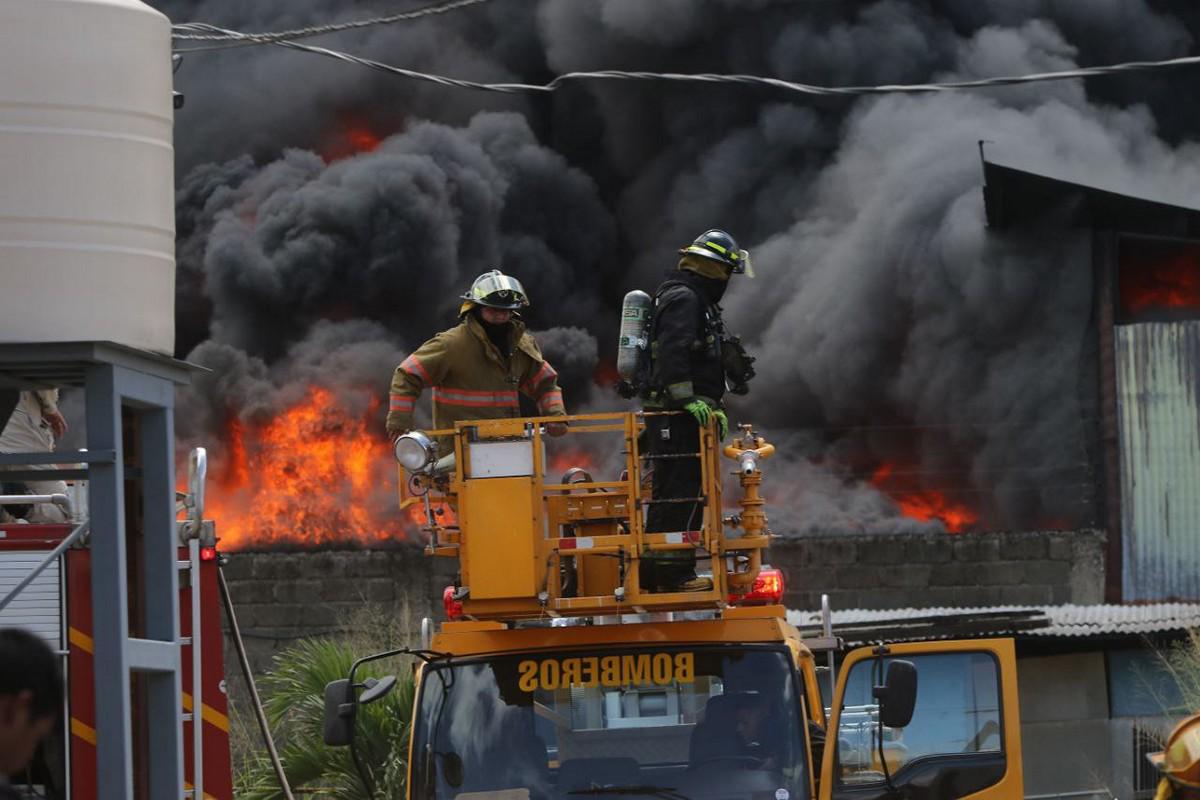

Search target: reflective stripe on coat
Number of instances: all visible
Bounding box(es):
[386,315,567,435]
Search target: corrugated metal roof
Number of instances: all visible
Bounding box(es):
[1116,322,1200,601]
[787,603,1200,646]
[981,153,1200,233]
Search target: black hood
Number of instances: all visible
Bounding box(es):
[673,268,729,306]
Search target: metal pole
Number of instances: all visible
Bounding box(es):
[217,565,295,800]
[0,520,88,612]
[189,538,204,800]
[821,594,836,711]
[85,362,135,798]
[0,493,71,511]
[137,388,185,799]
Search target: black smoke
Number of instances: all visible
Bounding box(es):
[161,0,1200,534]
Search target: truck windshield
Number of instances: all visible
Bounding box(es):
[410,645,809,800]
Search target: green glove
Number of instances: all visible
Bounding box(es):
[684,399,712,426]
[713,409,729,440]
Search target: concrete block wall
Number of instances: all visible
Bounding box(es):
[217,529,1107,675]
[213,530,1106,745]
[218,547,457,676]
[771,529,1107,612]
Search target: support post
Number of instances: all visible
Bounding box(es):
[140,403,184,798]
[84,363,135,797]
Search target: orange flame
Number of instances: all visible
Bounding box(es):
[206,387,407,551]
[592,361,620,388]
[1121,245,1200,316]
[320,113,385,162]
[548,447,598,482]
[870,463,978,534]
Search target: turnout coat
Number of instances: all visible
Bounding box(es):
[386,315,566,436]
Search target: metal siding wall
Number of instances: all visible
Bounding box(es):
[0,551,62,649]
[1116,322,1200,600]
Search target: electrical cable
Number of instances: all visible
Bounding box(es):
[171,0,491,50]
[172,25,1200,98]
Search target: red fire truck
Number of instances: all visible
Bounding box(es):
[0,452,232,799]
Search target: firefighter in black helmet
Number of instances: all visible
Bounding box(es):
[640,229,754,593]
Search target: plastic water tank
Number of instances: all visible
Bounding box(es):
[0,0,175,354]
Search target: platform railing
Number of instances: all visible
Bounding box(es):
[403,410,769,620]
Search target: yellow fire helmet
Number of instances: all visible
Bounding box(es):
[459,269,529,316]
[1149,712,1200,787]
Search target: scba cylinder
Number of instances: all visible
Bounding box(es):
[616,290,652,382]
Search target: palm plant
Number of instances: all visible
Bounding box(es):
[236,637,416,799]
[1161,629,1200,712]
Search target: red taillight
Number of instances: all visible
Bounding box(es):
[200,546,217,562]
[728,567,785,605]
[443,585,464,620]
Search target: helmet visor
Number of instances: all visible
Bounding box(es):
[470,273,529,308]
[734,249,754,278]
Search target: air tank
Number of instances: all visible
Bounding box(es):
[0,0,176,354]
[616,290,652,383]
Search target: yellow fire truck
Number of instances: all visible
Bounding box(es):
[323,411,1024,800]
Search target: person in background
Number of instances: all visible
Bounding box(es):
[0,628,63,799]
[0,390,68,523]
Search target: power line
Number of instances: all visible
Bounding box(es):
[173,25,1200,97]
[171,0,491,53]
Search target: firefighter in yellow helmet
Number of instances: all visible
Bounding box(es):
[1148,712,1200,799]
[386,270,568,441]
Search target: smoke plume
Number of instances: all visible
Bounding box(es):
[160,0,1200,537]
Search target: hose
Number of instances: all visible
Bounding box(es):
[217,564,296,800]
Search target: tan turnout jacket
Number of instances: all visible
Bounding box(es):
[387,315,566,436]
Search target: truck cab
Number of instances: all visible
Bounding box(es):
[326,411,1024,800]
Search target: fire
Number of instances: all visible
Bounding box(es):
[402,490,457,531]
[206,387,408,551]
[592,361,620,388]
[320,113,385,162]
[870,463,979,534]
[548,447,598,483]
[1120,242,1200,318]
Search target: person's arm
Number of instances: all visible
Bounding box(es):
[35,390,66,439]
[519,341,567,436]
[651,287,702,404]
[386,335,448,439]
[520,361,565,417]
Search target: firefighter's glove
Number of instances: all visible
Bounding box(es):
[713,410,729,441]
[684,399,713,427]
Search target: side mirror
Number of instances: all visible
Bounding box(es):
[359,675,398,705]
[873,659,917,729]
[323,679,356,746]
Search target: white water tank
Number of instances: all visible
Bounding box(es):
[0,0,175,354]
